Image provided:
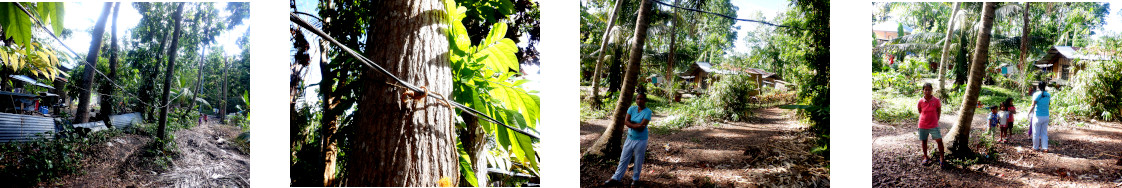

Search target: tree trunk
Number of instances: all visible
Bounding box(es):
[191,46,206,122]
[937,2,960,98]
[461,114,488,186]
[140,29,173,119]
[187,4,207,116]
[99,2,120,127]
[156,3,186,140]
[345,0,457,186]
[222,57,229,121]
[583,0,653,159]
[589,0,625,109]
[1019,2,1031,93]
[945,2,996,158]
[664,0,680,101]
[75,3,112,123]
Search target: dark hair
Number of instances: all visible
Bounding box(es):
[923,83,933,90]
[637,91,647,99]
[1038,82,1047,91]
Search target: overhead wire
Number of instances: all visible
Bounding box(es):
[290,12,541,140]
[15,3,197,110]
[649,0,803,30]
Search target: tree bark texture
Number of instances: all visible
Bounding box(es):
[590,0,625,109]
[945,2,996,157]
[937,2,960,98]
[583,0,653,159]
[346,0,458,186]
[75,3,112,123]
[99,2,120,127]
[157,3,186,140]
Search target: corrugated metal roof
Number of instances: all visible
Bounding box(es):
[0,113,55,142]
[8,75,54,89]
[109,113,143,129]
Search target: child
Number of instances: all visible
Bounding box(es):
[916,83,944,166]
[1002,98,1016,142]
[987,106,1001,141]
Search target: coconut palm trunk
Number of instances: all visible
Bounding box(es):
[944,2,996,157]
[937,2,960,98]
[345,0,458,186]
[75,3,112,123]
[583,0,653,159]
[589,0,625,109]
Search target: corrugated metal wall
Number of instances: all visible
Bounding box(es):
[0,113,55,142]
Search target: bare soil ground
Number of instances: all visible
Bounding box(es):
[872,113,1122,187]
[47,120,249,187]
[580,107,828,187]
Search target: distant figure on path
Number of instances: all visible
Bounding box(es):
[916,83,944,166]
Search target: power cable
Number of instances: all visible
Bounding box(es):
[649,0,803,30]
[290,12,541,140]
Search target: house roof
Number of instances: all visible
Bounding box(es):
[1037,46,1114,64]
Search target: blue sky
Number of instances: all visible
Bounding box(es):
[59,2,249,69]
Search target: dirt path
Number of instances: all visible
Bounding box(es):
[48,120,249,187]
[580,107,828,187]
[872,113,1122,187]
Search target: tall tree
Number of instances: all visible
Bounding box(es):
[74,3,113,123]
[156,3,186,140]
[1018,2,1030,92]
[588,0,624,109]
[936,2,960,97]
[99,2,121,126]
[944,2,996,157]
[583,0,652,159]
[345,0,458,186]
[664,0,680,101]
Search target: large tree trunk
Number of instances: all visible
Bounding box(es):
[222,57,229,122]
[589,0,625,109]
[345,0,458,186]
[937,2,960,98]
[156,3,186,140]
[75,3,113,123]
[664,0,680,101]
[99,2,120,127]
[583,0,653,159]
[945,2,996,158]
[1019,2,1031,93]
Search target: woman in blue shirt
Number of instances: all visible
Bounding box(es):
[603,92,652,186]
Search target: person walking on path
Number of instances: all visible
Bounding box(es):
[1029,83,1052,152]
[916,83,945,166]
[603,92,653,186]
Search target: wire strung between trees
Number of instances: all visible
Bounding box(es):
[16,3,181,109]
[290,13,541,140]
[649,0,803,30]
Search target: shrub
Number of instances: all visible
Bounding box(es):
[707,74,759,122]
[1055,60,1122,120]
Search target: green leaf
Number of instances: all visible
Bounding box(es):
[457,141,478,187]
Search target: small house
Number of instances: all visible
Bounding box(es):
[677,62,788,93]
[1033,46,1113,85]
